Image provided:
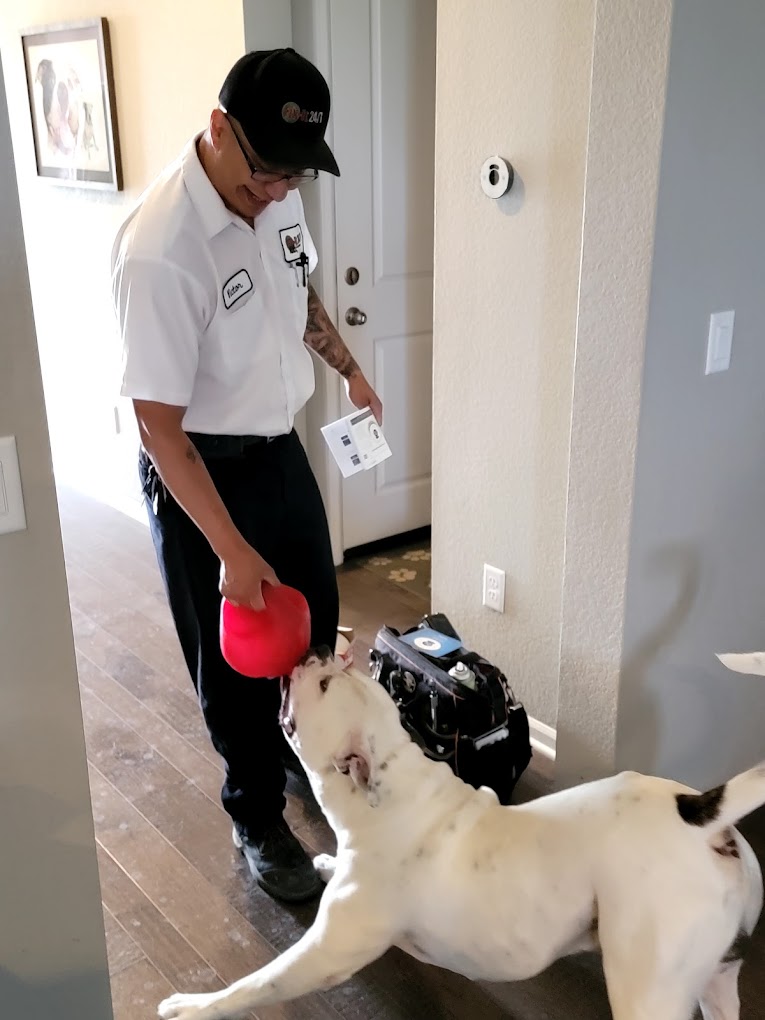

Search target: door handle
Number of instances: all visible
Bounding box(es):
[345,307,367,326]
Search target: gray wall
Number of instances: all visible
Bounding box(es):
[0,56,113,1017]
[241,0,292,50]
[617,0,765,789]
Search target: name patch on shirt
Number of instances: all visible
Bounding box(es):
[222,269,253,309]
[279,225,304,264]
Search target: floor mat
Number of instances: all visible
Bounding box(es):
[360,541,431,602]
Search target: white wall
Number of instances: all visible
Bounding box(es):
[0,53,113,1019]
[431,0,596,727]
[0,0,245,506]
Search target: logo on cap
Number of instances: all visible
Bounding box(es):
[282,102,301,124]
[281,101,325,126]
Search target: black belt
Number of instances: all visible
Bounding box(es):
[185,431,288,460]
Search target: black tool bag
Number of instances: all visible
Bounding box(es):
[370,613,532,804]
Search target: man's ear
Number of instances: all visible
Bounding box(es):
[209,108,227,150]
[333,732,379,807]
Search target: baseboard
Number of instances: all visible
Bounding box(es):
[528,716,556,761]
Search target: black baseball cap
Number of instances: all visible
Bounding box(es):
[219,48,340,177]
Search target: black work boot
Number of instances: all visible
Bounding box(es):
[233,820,322,903]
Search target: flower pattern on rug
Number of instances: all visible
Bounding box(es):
[388,568,417,583]
[362,543,432,601]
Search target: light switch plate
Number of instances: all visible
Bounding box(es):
[0,436,27,535]
[705,310,735,375]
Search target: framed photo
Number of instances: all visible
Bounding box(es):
[21,18,123,191]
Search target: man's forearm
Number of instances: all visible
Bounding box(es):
[304,284,359,378]
[138,415,246,560]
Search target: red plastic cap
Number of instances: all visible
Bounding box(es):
[220,584,312,678]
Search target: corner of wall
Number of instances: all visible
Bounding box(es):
[555,0,673,786]
[0,50,113,1018]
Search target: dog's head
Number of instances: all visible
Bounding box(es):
[280,648,406,810]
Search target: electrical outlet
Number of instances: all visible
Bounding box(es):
[483,564,505,613]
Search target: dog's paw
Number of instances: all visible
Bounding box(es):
[158,992,218,1020]
[313,853,336,882]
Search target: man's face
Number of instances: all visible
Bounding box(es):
[218,113,295,220]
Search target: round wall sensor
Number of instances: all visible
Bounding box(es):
[480,156,514,199]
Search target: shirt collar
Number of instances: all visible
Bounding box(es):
[182,134,239,240]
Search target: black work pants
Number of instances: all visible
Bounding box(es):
[139,430,339,837]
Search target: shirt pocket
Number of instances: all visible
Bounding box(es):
[263,239,310,324]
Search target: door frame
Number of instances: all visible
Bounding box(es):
[291,0,357,565]
[241,0,344,562]
[296,0,440,564]
[247,0,437,565]
[296,0,346,564]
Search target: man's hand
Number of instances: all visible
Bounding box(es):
[133,401,280,612]
[346,369,383,425]
[219,542,280,611]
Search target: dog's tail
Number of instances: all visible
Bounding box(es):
[676,763,765,833]
[717,651,765,677]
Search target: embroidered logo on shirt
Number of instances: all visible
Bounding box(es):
[279,224,304,264]
[222,269,253,309]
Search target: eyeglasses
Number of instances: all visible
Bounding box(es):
[228,117,318,188]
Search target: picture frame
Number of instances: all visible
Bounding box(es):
[21,17,123,191]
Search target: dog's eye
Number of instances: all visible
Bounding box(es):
[320,675,332,693]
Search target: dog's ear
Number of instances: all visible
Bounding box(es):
[296,645,335,670]
[333,731,380,807]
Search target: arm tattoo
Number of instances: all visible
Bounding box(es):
[304,284,359,379]
[185,444,198,465]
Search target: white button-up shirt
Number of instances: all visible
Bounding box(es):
[111,136,318,436]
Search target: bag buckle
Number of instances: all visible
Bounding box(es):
[472,724,510,752]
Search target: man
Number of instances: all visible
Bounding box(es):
[111,48,381,903]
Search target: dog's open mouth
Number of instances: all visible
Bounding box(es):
[279,675,296,738]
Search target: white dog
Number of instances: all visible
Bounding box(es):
[159,649,765,1020]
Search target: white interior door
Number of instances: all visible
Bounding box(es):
[329,0,436,551]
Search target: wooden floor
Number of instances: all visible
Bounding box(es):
[58,484,765,1019]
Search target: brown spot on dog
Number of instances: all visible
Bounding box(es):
[713,828,741,859]
[723,929,751,964]
[676,784,726,826]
